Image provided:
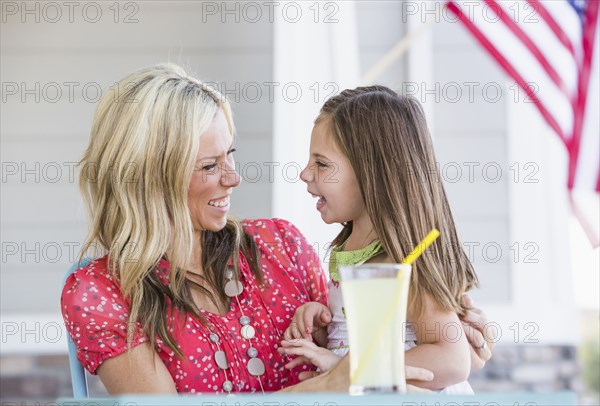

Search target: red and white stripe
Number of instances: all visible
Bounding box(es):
[447,0,599,246]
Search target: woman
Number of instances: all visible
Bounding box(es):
[61,63,495,394]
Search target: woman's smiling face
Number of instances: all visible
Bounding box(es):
[188,109,240,232]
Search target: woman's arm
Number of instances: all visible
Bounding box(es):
[405,293,471,390]
[279,355,350,392]
[97,343,177,394]
[98,343,433,395]
[279,355,434,393]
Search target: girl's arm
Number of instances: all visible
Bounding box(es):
[405,293,471,390]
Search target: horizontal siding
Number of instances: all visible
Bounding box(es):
[1,1,272,51]
[1,3,273,315]
[432,18,511,301]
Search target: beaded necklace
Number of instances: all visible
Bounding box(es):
[203,266,266,394]
[200,253,285,395]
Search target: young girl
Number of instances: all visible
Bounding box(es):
[277,86,479,393]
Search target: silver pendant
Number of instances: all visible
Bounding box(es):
[225,268,234,280]
[224,280,243,297]
[241,325,255,339]
[239,315,250,325]
[222,380,233,393]
[247,357,265,376]
[247,347,258,358]
[215,350,229,370]
[209,333,219,343]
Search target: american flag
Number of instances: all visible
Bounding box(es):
[446,0,600,246]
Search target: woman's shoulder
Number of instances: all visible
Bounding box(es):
[241,218,318,269]
[60,256,149,375]
[63,256,114,287]
[63,256,170,295]
[241,218,327,304]
[242,218,305,240]
[61,256,124,306]
[60,256,131,337]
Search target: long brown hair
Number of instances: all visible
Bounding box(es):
[319,85,478,318]
[79,63,261,357]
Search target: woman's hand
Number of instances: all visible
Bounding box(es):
[406,365,435,393]
[460,294,498,370]
[279,354,434,392]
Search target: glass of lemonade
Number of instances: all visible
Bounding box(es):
[339,263,412,395]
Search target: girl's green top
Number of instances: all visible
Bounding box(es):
[328,240,384,283]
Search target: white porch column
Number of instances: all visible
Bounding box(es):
[272,2,360,261]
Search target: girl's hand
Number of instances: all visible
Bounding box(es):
[284,302,332,341]
[278,338,341,375]
[460,294,498,370]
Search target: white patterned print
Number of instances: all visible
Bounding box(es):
[61,219,328,393]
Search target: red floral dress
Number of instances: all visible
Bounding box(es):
[61,219,328,393]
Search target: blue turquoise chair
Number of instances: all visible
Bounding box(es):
[63,258,93,398]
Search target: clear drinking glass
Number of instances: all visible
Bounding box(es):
[339,263,412,395]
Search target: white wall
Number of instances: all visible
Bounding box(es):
[427,7,578,344]
[1,2,273,322]
[432,16,512,303]
[1,1,580,354]
[272,0,408,267]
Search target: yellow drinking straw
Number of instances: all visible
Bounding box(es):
[401,229,440,266]
[351,228,441,384]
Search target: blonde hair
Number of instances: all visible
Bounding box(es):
[319,86,478,318]
[79,63,260,356]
